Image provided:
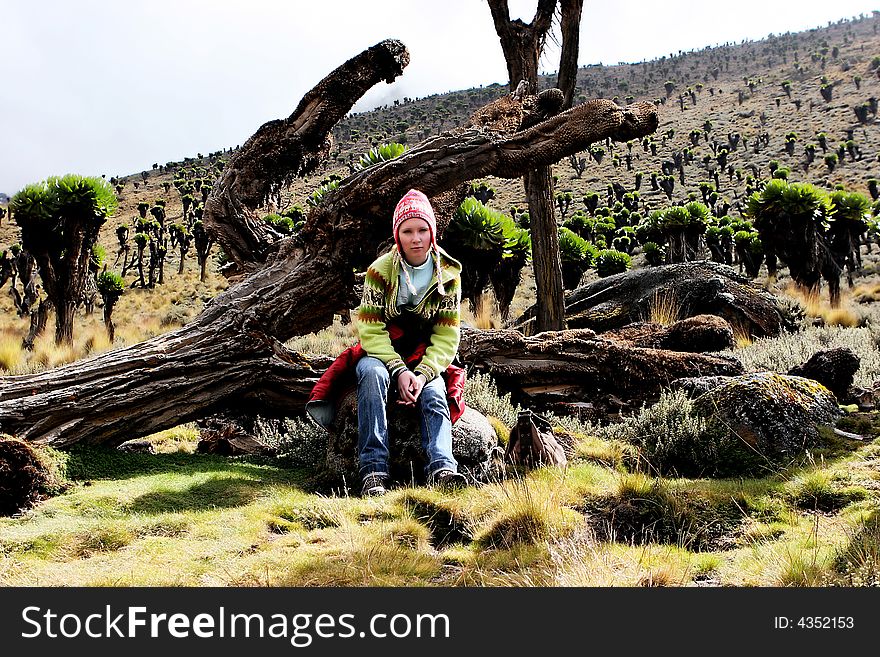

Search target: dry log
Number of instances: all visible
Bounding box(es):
[457,326,744,413]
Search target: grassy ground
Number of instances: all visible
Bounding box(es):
[2,416,879,586]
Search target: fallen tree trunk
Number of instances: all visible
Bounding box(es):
[0,42,658,448]
[457,326,745,414]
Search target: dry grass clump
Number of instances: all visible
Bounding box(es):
[0,331,24,372]
[647,289,682,326]
[285,314,359,356]
[473,476,581,549]
[780,284,861,327]
[852,282,880,303]
[784,470,869,513]
[460,294,501,330]
[541,526,697,586]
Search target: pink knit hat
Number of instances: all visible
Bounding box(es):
[392,189,445,295]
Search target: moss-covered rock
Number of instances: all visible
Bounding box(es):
[327,393,500,487]
[690,372,841,464]
[0,436,63,516]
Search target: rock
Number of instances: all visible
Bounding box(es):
[0,435,56,517]
[327,391,500,486]
[603,314,735,352]
[117,440,156,454]
[683,372,842,462]
[787,347,860,401]
[672,375,735,398]
[515,261,795,338]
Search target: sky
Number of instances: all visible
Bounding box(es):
[1,0,878,196]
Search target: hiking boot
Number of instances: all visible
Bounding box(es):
[428,469,467,490]
[361,473,389,497]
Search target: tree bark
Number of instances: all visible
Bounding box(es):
[488,0,580,333]
[557,0,584,109]
[487,0,556,92]
[0,40,657,448]
[525,167,566,331]
[204,39,411,275]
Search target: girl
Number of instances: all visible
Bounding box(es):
[354,189,466,496]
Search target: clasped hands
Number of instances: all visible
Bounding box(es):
[396,370,427,407]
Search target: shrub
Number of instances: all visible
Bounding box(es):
[599,389,764,477]
[642,241,665,266]
[594,249,631,277]
[463,370,521,427]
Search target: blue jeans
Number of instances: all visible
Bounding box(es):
[356,356,458,479]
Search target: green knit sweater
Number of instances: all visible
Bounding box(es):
[357,247,462,382]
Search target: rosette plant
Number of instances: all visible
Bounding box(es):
[557,227,596,289]
[489,217,532,321]
[11,174,117,344]
[827,189,870,285]
[594,248,632,277]
[745,179,839,302]
[97,270,125,341]
[442,196,506,314]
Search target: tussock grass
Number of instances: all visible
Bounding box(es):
[142,423,200,454]
[571,433,637,469]
[473,475,582,549]
[730,320,754,348]
[540,528,698,586]
[647,289,682,326]
[781,284,862,327]
[285,314,359,356]
[853,282,880,303]
[828,508,880,586]
[0,333,24,372]
[460,294,501,330]
[784,470,868,512]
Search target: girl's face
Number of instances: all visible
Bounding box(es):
[397,217,431,266]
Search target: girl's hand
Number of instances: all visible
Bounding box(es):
[397,371,426,406]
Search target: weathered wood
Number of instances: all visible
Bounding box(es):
[0,41,658,448]
[557,0,585,110]
[489,0,566,333]
[205,39,411,274]
[457,326,744,412]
